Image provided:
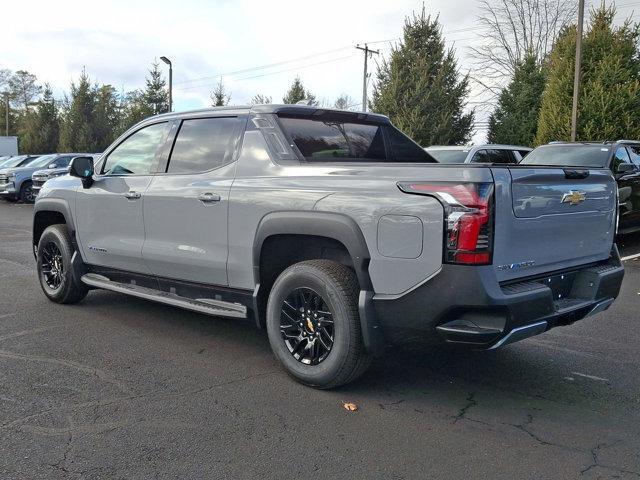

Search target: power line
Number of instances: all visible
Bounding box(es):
[174,54,358,91]
[173,45,353,86]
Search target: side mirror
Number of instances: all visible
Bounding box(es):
[616,162,636,174]
[69,156,95,188]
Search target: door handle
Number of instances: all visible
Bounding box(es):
[124,191,141,200]
[197,192,221,203]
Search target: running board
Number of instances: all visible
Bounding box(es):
[81,273,247,319]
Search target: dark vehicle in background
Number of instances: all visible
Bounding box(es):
[520,141,640,234]
[0,154,85,203]
[425,144,532,164]
[32,153,101,196]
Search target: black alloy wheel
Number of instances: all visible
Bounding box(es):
[40,242,64,291]
[280,287,335,365]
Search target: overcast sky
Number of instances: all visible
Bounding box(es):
[5,0,638,143]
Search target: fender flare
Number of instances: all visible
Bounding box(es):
[32,198,76,246]
[252,211,384,354]
[253,211,372,290]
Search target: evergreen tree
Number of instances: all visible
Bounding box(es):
[8,70,42,110]
[119,89,147,132]
[536,5,640,144]
[142,62,169,115]
[487,54,545,146]
[210,79,230,106]
[19,84,59,154]
[93,85,121,151]
[371,7,474,146]
[283,77,316,104]
[58,71,96,151]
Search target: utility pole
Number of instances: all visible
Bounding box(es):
[356,44,379,113]
[3,92,8,136]
[570,0,585,142]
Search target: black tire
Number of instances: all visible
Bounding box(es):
[19,181,36,203]
[37,224,88,304]
[266,260,371,389]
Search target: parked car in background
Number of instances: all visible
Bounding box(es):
[32,153,101,196]
[0,155,39,170]
[0,154,73,203]
[425,144,532,164]
[33,105,623,388]
[0,156,14,167]
[520,141,640,234]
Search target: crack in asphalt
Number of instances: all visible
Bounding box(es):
[0,348,134,395]
[580,440,640,477]
[452,392,477,424]
[0,369,281,434]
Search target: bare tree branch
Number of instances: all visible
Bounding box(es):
[470,0,577,93]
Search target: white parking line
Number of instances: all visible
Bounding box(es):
[621,252,640,261]
[571,372,610,382]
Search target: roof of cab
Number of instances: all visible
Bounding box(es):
[426,144,532,151]
[152,104,390,123]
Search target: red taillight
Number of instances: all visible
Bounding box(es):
[398,182,494,265]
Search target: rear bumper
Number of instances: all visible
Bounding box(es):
[373,245,624,348]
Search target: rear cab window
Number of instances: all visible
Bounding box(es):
[278,115,436,163]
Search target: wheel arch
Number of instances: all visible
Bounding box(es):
[33,199,76,254]
[253,211,372,292]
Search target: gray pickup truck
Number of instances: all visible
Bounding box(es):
[32,105,624,388]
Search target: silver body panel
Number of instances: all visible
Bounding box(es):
[36,106,617,300]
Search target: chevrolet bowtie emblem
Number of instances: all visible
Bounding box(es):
[561,190,587,205]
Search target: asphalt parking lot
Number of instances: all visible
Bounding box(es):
[0,201,639,479]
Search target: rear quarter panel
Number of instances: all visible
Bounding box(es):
[228,130,493,296]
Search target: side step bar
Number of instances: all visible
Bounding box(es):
[81,273,247,319]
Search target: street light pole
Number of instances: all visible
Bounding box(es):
[160,56,172,112]
[570,0,585,142]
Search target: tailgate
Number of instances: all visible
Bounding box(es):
[491,167,616,282]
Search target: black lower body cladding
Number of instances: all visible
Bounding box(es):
[373,246,625,348]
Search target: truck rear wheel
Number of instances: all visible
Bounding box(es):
[266,260,371,389]
[37,225,88,304]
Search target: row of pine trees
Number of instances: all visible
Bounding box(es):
[0,64,169,154]
[488,4,640,145]
[2,3,638,154]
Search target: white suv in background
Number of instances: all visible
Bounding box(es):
[425,144,532,164]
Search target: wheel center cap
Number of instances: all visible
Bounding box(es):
[306,318,315,332]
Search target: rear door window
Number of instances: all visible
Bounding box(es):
[279,116,435,163]
[166,117,243,174]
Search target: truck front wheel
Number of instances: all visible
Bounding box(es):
[266,260,371,389]
[36,225,88,304]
